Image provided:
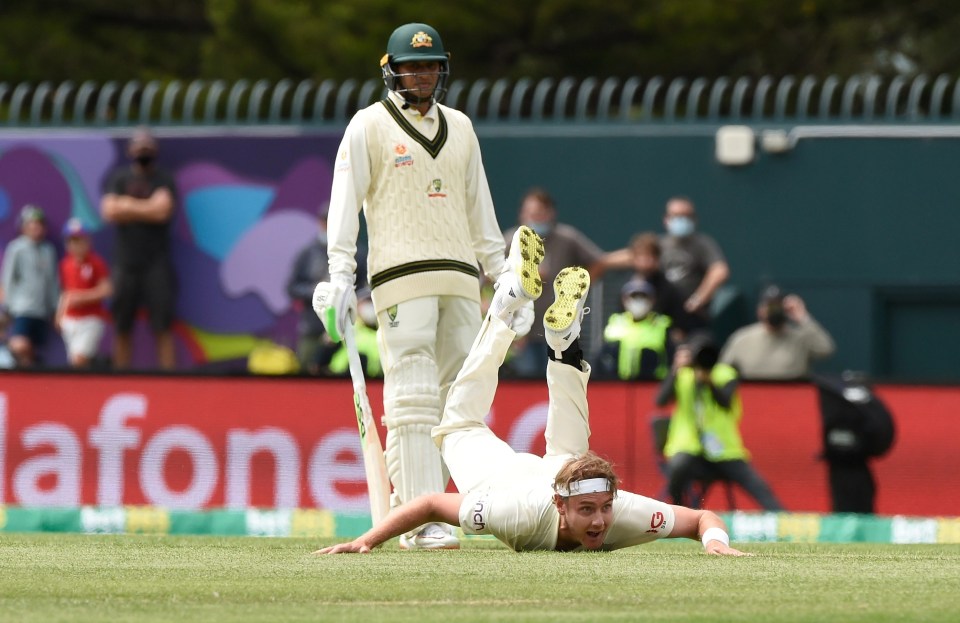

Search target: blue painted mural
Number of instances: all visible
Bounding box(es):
[0,132,341,370]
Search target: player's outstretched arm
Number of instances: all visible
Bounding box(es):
[669,505,754,557]
[314,493,464,555]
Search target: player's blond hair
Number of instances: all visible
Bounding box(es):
[553,451,619,498]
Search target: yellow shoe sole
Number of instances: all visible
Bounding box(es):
[544,266,590,332]
[512,225,545,299]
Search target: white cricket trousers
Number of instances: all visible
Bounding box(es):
[433,314,592,494]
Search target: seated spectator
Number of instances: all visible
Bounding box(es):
[56,218,113,368]
[660,197,729,339]
[720,285,836,380]
[0,205,60,367]
[626,231,686,341]
[598,278,672,380]
[656,337,783,511]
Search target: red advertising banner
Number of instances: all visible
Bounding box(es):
[1,374,958,516]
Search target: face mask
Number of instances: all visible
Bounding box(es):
[666,216,695,237]
[625,299,652,319]
[135,154,156,168]
[525,221,553,238]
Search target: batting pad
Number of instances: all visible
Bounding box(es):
[383,354,445,508]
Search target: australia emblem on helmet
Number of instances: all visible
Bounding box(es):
[411,31,433,48]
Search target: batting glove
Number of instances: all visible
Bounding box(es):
[509,300,535,338]
[312,273,357,343]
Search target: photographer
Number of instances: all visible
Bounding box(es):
[719,285,835,381]
[656,336,784,511]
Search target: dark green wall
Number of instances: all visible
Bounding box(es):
[477,125,960,381]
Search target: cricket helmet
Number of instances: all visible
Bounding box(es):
[380,23,451,104]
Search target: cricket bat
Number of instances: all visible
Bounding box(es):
[343,322,391,526]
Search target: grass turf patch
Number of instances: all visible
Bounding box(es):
[0,534,958,622]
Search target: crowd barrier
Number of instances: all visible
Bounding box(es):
[1,373,957,538]
[2,506,959,544]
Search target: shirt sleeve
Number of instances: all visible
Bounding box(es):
[463,122,505,280]
[697,234,727,266]
[1,244,15,297]
[326,115,371,279]
[458,489,546,551]
[155,169,178,199]
[570,227,605,267]
[103,169,125,195]
[604,490,676,549]
[94,255,110,282]
[797,317,837,359]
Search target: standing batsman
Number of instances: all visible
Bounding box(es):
[313,23,532,549]
[316,227,751,555]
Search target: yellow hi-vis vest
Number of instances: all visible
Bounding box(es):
[602,311,671,380]
[663,363,749,461]
[329,322,382,378]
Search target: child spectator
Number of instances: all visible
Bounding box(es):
[56,218,112,368]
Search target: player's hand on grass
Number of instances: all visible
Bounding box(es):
[313,539,372,555]
[705,541,754,557]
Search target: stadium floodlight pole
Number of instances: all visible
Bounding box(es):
[343,322,391,527]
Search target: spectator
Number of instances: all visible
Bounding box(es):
[99,127,177,370]
[626,231,686,340]
[286,210,367,375]
[56,218,112,368]
[814,371,895,514]
[502,187,609,377]
[660,197,729,339]
[656,336,783,511]
[0,205,60,367]
[598,278,672,380]
[720,285,836,380]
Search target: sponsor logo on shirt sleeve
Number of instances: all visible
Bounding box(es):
[645,511,666,533]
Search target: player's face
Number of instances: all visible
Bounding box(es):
[396,61,441,99]
[562,492,614,550]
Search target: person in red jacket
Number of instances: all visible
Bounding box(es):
[56,218,113,368]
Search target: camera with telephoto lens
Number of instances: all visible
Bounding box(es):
[686,335,719,370]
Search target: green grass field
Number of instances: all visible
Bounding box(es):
[1,533,958,622]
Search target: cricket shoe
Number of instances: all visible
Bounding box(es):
[399,522,461,550]
[491,225,545,323]
[544,266,590,358]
